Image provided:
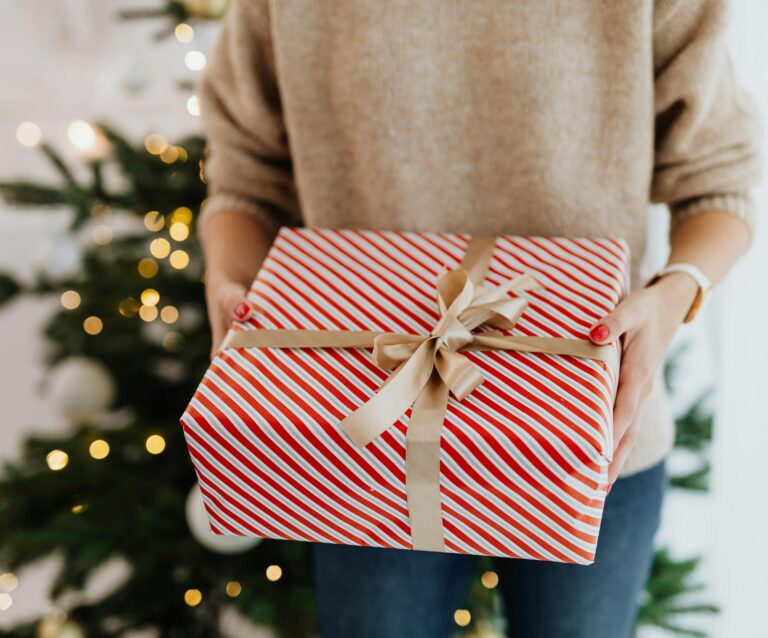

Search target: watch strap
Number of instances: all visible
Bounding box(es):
[648,263,712,323]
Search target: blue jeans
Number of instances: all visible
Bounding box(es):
[313,459,667,638]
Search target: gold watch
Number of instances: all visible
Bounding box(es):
[647,263,712,323]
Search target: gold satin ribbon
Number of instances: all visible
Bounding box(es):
[219,236,618,552]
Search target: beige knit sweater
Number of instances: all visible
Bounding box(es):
[198,0,762,477]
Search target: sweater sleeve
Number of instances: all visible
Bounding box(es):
[197,0,301,237]
[651,0,762,239]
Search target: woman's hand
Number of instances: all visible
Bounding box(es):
[588,273,699,485]
[204,275,254,358]
[197,211,276,358]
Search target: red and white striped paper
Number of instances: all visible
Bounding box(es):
[180,228,629,564]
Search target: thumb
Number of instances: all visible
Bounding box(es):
[588,297,638,344]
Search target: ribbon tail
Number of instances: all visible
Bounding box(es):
[341,339,438,447]
[406,370,449,552]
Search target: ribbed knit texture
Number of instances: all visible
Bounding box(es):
[198,0,762,477]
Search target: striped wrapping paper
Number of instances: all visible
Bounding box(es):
[180,227,629,564]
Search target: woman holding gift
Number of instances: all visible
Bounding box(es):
[195,1,761,636]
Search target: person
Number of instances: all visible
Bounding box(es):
[195,1,762,636]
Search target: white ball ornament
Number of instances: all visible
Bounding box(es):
[185,483,260,554]
[46,357,116,421]
[39,233,82,279]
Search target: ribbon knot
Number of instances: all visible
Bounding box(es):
[343,267,541,447]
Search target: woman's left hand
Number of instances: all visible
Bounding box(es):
[588,273,698,485]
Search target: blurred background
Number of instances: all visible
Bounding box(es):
[0,1,766,637]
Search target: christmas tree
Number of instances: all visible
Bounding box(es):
[0,128,314,638]
[0,3,720,636]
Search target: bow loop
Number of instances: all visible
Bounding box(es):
[434,347,484,401]
[372,332,425,369]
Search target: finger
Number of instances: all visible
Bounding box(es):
[612,366,645,444]
[588,296,643,344]
[219,282,252,321]
[607,417,641,484]
[611,334,654,444]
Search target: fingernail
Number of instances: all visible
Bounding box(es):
[589,324,610,343]
[234,302,251,320]
[606,483,613,495]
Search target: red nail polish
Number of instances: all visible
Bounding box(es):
[234,302,250,320]
[606,483,613,495]
[589,324,610,342]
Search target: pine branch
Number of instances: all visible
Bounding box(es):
[637,548,719,636]
[40,143,79,188]
[675,398,714,451]
[0,181,70,207]
[670,463,711,492]
[0,272,23,307]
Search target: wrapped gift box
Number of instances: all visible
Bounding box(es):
[180,227,628,564]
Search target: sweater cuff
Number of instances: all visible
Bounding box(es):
[670,193,756,241]
[197,192,284,238]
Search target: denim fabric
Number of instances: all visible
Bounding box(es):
[313,459,667,638]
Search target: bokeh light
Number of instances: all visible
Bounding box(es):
[60,290,81,310]
[145,434,166,455]
[83,316,103,335]
[16,121,41,147]
[89,440,110,460]
[46,450,69,471]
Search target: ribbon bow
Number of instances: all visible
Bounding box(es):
[219,235,618,551]
[342,267,540,447]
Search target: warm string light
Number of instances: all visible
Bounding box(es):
[91,224,113,245]
[160,146,180,164]
[145,434,166,455]
[46,450,69,471]
[170,250,190,269]
[160,305,179,324]
[265,565,282,582]
[71,504,86,514]
[16,121,41,147]
[170,222,190,241]
[184,589,203,607]
[138,258,159,279]
[140,290,161,322]
[0,573,18,593]
[83,316,103,335]
[150,238,171,258]
[89,440,110,460]
[144,211,165,231]
[454,609,471,627]
[141,289,160,306]
[139,305,158,322]
[67,120,109,160]
[184,50,207,71]
[169,206,193,225]
[175,23,195,43]
[119,297,140,317]
[0,593,11,611]
[144,133,168,155]
[187,95,200,117]
[225,581,242,598]
[480,570,499,589]
[60,290,81,310]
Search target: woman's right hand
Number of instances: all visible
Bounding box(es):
[205,274,254,358]
[197,211,276,358]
